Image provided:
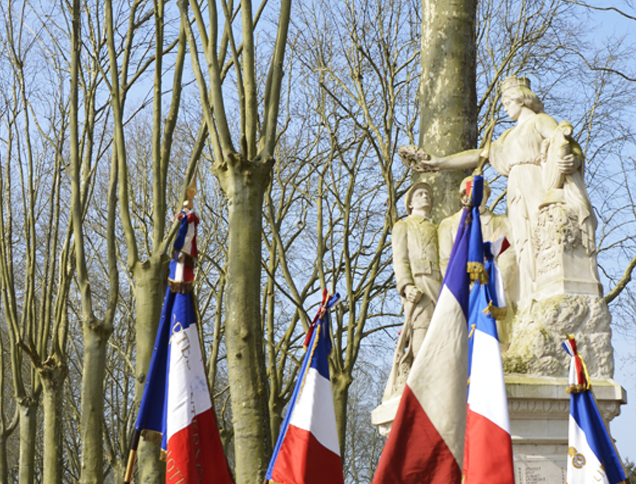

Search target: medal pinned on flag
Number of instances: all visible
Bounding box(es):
[562,336,628,484]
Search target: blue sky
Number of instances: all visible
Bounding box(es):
[581,0,636,462]
[611,335,635,461]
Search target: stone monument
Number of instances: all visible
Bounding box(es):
[373,75,626,483]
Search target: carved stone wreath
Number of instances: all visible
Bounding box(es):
[533,203,581,254]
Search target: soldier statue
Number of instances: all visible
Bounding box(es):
[384,182,442,400]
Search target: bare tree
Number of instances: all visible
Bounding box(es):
[179,0,293,479]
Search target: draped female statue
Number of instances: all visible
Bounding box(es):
[401,75,600,308]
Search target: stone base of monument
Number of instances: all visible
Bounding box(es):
[371,374,626,483]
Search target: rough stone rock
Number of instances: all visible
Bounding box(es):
[503,294,613,378]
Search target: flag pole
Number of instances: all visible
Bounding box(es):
[474,118,496,175]
[123,429,141,484]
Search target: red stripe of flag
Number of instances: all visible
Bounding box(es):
[463,408,514,483]
[166,408,233,484]
[373,385,461,484]
[271,423,344,484]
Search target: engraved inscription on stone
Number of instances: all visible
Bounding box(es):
[515,458,566,484]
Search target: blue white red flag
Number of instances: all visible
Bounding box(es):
[562,337,628,484]
[266,291,344,484]
[484,237,509,317]
[373,176,486,483]
[463,237,514,483]
[133,209,233,484]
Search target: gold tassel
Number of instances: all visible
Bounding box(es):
[566,383,589,394]
[489,306,507,321]
[168,280,194,294]
[467,261,488,284]
[482,301,507,321]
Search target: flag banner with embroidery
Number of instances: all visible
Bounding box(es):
[134,208,233,484]
[463,238,514,483]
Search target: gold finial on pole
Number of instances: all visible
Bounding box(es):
[186,169,198,201]
[184,168,198,210]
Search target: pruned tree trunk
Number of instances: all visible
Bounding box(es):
[418,0,478,222]
[71,1,119,481]
[181,0,292,477]
[40,358,68,484]
[331,372,353,459]
[17,400,37,484]
[0,434,8,484]
[80,320,113,484]
[216,154,274,482]
[133,261,168,483]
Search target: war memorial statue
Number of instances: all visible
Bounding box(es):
[383,182,442,401]
[373,75,626,482]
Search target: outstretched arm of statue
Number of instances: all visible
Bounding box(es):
[427,149,482,171]
[398,145,481,172]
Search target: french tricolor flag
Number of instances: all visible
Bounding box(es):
[128,211,233,484]
[373,178,487,483]
[131,287,234,484]
[463,239,514,483]
[266,292,344,484]
[562,337,628,484]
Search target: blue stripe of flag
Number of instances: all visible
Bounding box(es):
[135,288,173,434]
[443,174,484,320]
[442,207,471,320]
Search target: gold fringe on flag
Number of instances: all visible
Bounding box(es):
[168,280,194,294]
[566,383,590,394]
[482,300,507,321]
[467,261,488,284]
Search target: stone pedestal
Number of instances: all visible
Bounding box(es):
[371,375,627,483]
[507,375,625,483]
[503,295,614,379]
